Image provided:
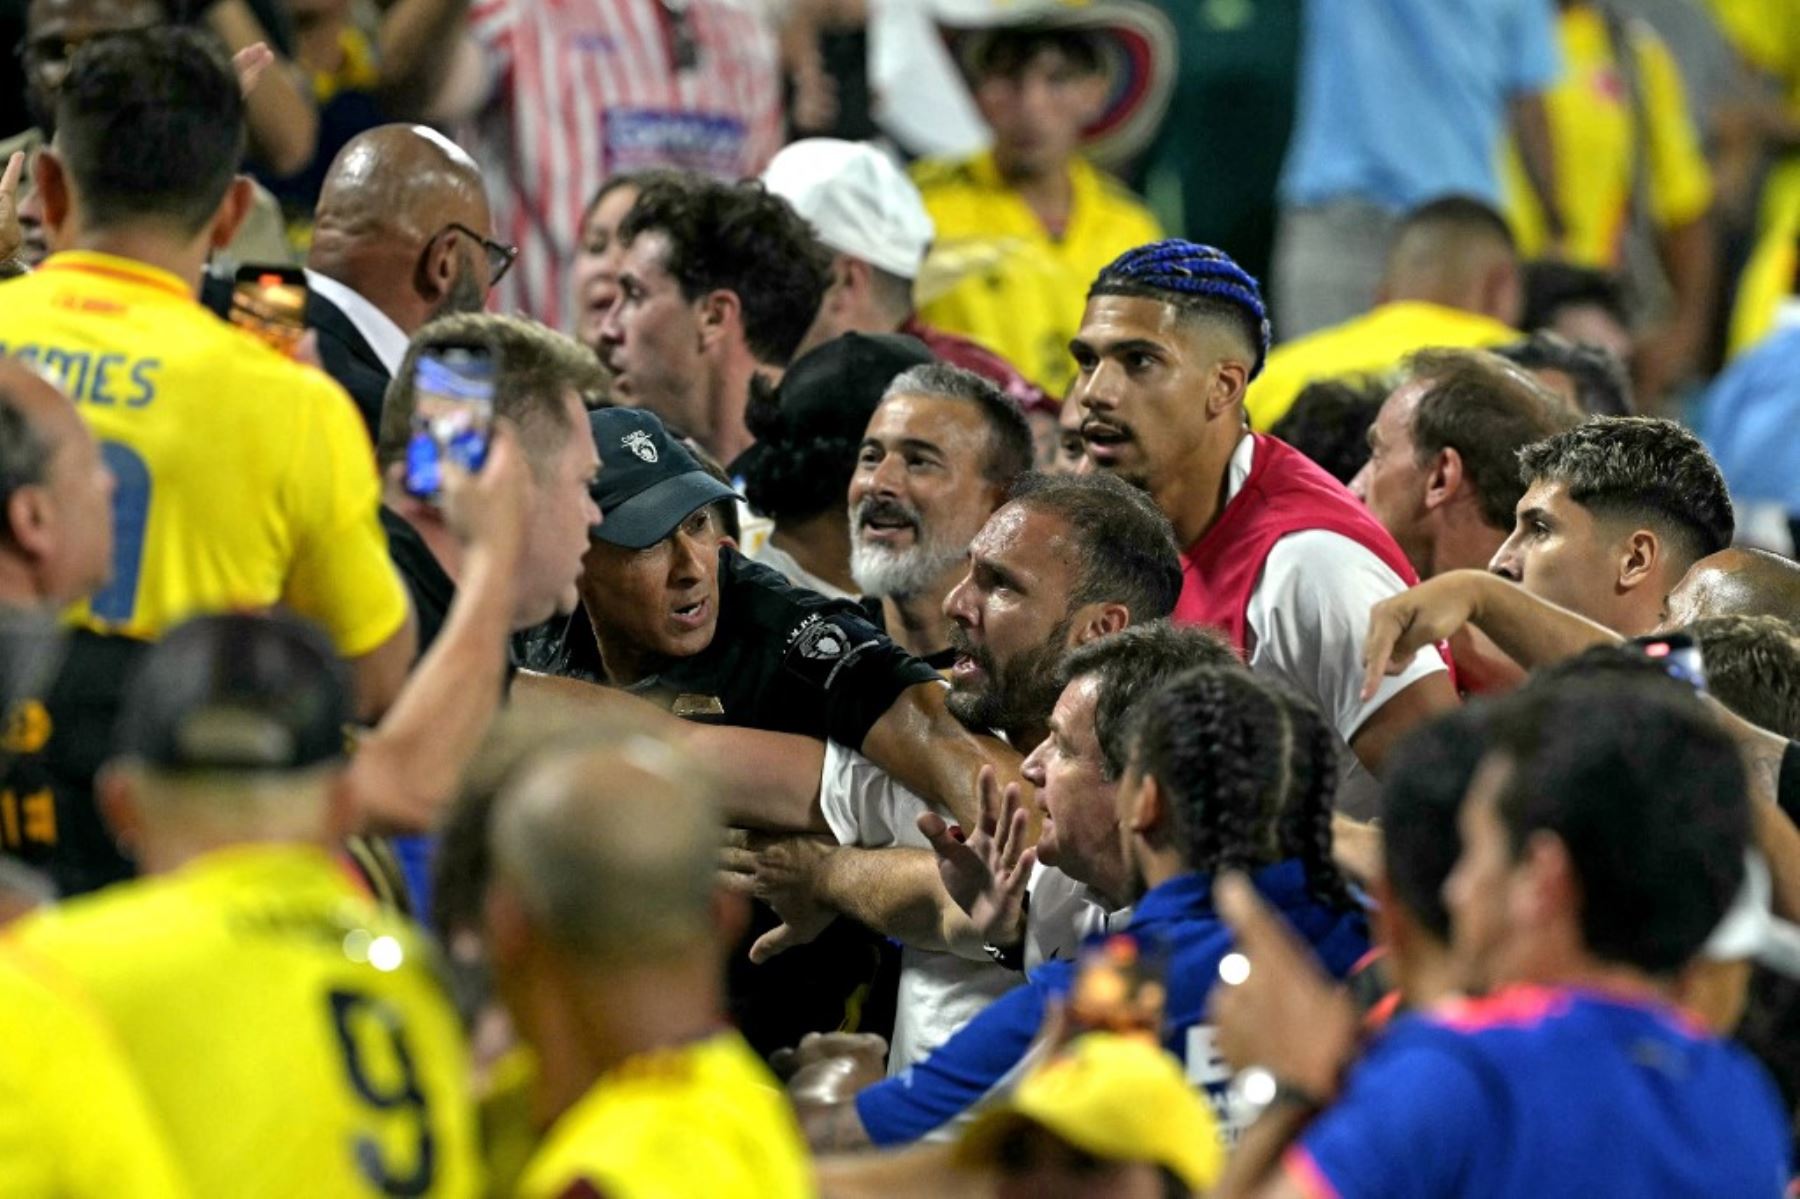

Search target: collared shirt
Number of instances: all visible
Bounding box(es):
[856,861,1370,1146]
[913,150,1162,395]
[1291,985,1789,1198]
[1248,301,1520,431]
[14,844,483,1198]
[0,252,407,656]
[304,268,410,379]
[1279,0,1560,211]
[462,0,782,330]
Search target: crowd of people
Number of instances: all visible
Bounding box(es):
[2,0,1800,1196]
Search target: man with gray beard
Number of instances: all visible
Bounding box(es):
[851,365,1036,665]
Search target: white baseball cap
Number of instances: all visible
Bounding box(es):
[762,139,935,281]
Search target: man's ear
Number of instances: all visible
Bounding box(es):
[1423,446,1464,513]
[1127,770,1164,837]
[697,289,741,353]
[1617,528,1660,594]
[1208,358,1251,418]
[416,228,457,306]
[5,484,53,564]
[1515,829,1577,934]
[207,176,256,253]
[1074,72,1109,125]
[33,149,72,242]
[1068,601,1129,647]
[97,765,144,855]
[482,879,533,970]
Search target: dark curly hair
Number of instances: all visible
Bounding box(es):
[740,372,865,522]
[1270,376,1385,484]
[1126,667,1354,911]
[1495,331,1634,417]
[619,175,832,366]
[1517,416,1734,573]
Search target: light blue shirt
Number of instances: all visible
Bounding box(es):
[1700,325,1800,512]
[1279,0,1560,211]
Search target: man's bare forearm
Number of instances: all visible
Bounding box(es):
[508,671,829,832]
[815,847,983,958]
[352,546,510,832]
[861,684,1024,828]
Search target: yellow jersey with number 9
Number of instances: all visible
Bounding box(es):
[0,252,407,654]
[12,844,481,1198]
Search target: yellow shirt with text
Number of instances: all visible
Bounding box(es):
[13,844,481,1199]
[1500,4,1712,266]
[0,945,188,1198]
[915,151,1161,395]
[517,1030,815,1199]
[1248,301,1518,430]
[0,252,407,652]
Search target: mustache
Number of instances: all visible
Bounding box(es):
[853,496,922,533]
[1081,416,1135,440]
[947,624,995,676]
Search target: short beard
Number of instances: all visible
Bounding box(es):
[848,496,971,599]
[432,248,487,319]
[944,617,1071,737]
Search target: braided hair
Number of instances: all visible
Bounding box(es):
[1127,666,1355,911]
[1089,240,1272,381]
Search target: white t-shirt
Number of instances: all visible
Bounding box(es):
[749,540,858,601]
[819,741,1017,1072]
[1227,437,1447,812]
[1023,862,1126,972]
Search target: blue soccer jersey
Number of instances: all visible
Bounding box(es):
[1290,986,1791,1198]
[857,861,1370,1145]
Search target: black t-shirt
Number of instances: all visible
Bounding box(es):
[523,549,942,745]
[521,548,944,1057]
[0,625,146,896]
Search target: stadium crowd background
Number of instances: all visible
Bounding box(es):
[3,0,1800,1195]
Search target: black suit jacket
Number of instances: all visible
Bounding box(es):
[305,287,393,439]
[197,272,394,440]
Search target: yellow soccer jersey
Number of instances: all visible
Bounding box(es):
[1247,301,1519,430]
[915,152,1161,395]
[13,844,481,1199]
[1500,5,1713,267]
[0,946,188,1198]
[517,1030,815,1199]
[0,252,408,654]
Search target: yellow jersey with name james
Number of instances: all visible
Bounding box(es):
[0,945,188,1198]
[12,844,481,1199]
[0,252,407,654]
[517,1030,815,1199]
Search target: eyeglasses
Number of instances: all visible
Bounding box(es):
[440,222,518,289]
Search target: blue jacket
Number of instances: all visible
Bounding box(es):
[857,860,1371,1145]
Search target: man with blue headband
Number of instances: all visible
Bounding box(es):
[1069,240,1457,799]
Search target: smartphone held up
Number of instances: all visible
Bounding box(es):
[227,265,308,358]
[405,342,498,500]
